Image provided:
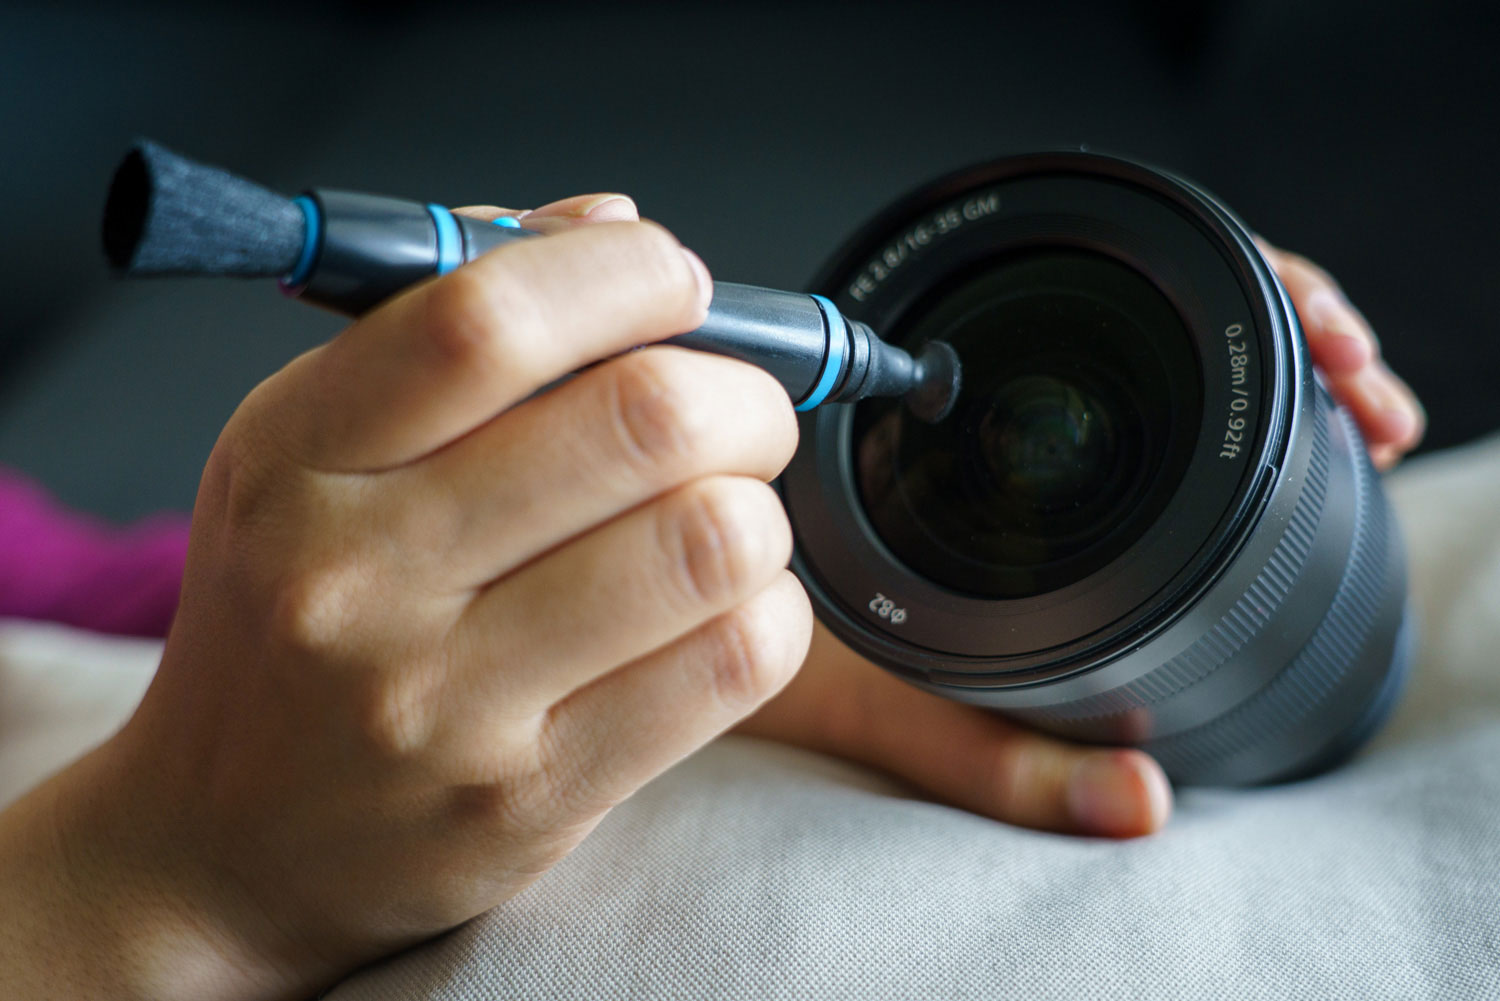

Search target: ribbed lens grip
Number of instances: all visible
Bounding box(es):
[1143,400,1404,782]
[1008,384,1411,784]
[1013,390,1333,730]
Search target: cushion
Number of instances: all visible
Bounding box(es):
[4,437,1498,1000]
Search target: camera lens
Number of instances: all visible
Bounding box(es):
[781,154,1413,785]
[854,250,1202,599]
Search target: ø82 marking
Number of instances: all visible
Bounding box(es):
[868,593,908,625]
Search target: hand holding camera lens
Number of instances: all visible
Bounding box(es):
[743,234,1424,838]
[1253,238,1425,468]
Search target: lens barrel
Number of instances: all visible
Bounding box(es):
[782,153,1412,785]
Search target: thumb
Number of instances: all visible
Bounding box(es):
[743,622,1174,838]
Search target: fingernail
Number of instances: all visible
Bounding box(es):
[1366,370,1420,440]
[681,247,713,313]
[578,193,635,219]
[1067,750,1170,836]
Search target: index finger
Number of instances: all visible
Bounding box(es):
[1256,237,1425,465]
[454,192,640,228]
[1257,238,1376,376]
[265,218,712,473]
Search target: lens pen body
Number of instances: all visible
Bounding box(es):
[282,190,946,414]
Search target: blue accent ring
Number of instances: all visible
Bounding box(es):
[493,215,522,229]
[283,195,321,288]
[427,204,462,275]
[798,294,848,411]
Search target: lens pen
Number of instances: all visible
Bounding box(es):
[102,141,960,421]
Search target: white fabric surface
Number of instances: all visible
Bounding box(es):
[4,438,1499,999]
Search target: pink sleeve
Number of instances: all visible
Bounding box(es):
[0,468,189,639]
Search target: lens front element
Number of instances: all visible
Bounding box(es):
[853,250,1202,599]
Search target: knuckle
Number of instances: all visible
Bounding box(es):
[351,669,441,760]
[421,271,497,366]
[621,221,700,312]
[983,742,1074,826]
[748,366,801,469]
[531,723,618,819]
[983,746,1034,821]
[446,781,539,836]
[206,429,279,530]
[668,478,787,609]
[421,268,537,376]
[268,564,361,656]
[210,385,314,528]
[1284,251,1339,291]
[706,597,799,710]
[624,218,685,268]
[608,350,716,476]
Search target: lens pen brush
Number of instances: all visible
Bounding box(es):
[101,141,960,422]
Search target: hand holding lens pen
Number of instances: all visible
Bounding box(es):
[101,141,960,423]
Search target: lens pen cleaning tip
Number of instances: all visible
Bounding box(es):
[906,340,962,423]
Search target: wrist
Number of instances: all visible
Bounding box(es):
[0,739,299,1001]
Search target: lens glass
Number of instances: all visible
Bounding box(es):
[853,250,1202,599]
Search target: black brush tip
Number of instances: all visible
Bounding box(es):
[102,139,306,278]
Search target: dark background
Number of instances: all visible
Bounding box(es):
[2,0,1495,521]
